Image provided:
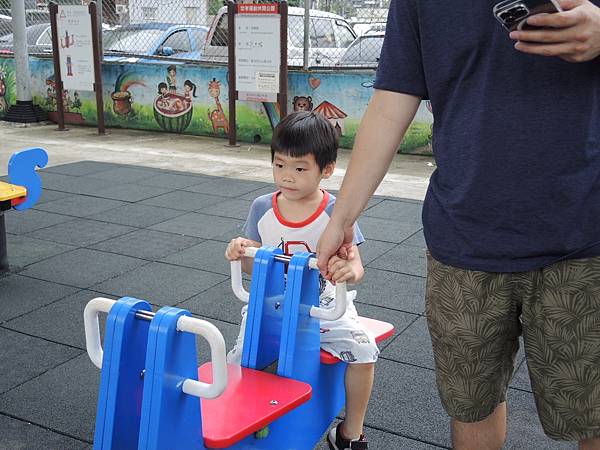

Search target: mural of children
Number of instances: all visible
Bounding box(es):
[46,87,56,108]
[156,82,170,110]
[45,77,58,110]
[170,97,185,113]
[72,91,82,110]
[158,82,169,98]
[63,89,71,112]
[153,73,194,133]
[183,79,197,105]
[156,81,185,113]
[166,65,177,93]
[0,70,6,113]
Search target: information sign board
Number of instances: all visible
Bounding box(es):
[56,5,94,91]
[235,4,280,102]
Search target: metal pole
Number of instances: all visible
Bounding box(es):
[0,212,8,272]
[303,0,310,70]
[4,0,46,122]
[279,0,288,118]
[10,0,31,102]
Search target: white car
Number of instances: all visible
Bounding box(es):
[203,6,356,67]
[337,32,384,67]
[0,14,12,37]
[353,21,386,37]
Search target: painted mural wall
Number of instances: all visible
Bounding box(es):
[0,59,16,117]
[0,56,433,155]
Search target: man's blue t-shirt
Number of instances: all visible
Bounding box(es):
[375,0,600,272]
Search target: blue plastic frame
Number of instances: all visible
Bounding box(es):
[92,247,349,450]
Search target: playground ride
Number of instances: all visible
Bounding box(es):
[84,246,394,449]
[0,147,48,272]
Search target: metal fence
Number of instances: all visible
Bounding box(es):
[0,0,389,69]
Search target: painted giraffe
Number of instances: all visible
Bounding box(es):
[207,78,229,135]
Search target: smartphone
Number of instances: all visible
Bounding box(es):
[493,0,563,32]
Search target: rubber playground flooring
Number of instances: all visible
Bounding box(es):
[0,161,575,449]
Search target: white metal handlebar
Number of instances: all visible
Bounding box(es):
[83,297,116,369]
[177,316,228,399]
[83,298,228,399]
[230,247,347,321]
[231,260,249,303]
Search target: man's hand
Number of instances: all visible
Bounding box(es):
[316,222,355,279]
[509,0,600,62]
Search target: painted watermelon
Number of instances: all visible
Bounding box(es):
[153,93,193,132]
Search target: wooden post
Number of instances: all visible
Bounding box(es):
[89,2,105,134]
[227,0,237,146]
[48,2,66,131]
[279,0,288,119]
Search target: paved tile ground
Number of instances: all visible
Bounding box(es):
[0,162,576,449]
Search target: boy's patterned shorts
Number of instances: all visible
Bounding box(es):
[228,290,379,366]
[426,253,600,441]
[319,291,380,364]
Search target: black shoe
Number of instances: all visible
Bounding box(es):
[327,422,368,450]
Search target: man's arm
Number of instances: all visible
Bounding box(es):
[316,89,421,275]
[510,0,600,62]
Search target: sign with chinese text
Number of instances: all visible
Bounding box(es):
[235,3,280,102]
[57,5,94,91]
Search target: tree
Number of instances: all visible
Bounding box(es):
[208,0,225,16]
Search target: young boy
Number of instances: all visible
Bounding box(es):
[225,111,378,450]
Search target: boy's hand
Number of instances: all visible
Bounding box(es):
[225,237,251,261]
[327,254,364,284]
[510,0,600,62]
[317,221,356,278]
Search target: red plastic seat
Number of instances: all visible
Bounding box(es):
[199,363,312,449]
[320,316,395,365]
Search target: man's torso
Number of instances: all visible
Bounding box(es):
[377,0,600,271]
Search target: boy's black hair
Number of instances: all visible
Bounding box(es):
[271,111,338,171]
[167,65,176,73]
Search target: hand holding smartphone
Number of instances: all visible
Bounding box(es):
[493,0,563,32]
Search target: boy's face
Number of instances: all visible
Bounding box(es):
[272,152,334,201]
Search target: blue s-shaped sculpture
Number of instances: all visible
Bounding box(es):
[8,148,49,211]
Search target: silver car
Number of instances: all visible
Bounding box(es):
[337,32,384,68]
[203,6,356,67]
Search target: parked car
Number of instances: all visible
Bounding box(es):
[0,21,114,55]
[0,23,53,54]
[0,14,11,37]
[352,21,386,37]
[336,32,384,67]
[203,6,356,66]
[0,8,50,27]
[103,23,208,62]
